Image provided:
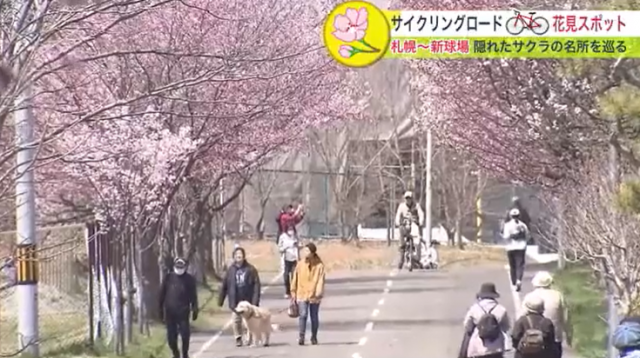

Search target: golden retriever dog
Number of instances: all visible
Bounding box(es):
[234,301,280,347]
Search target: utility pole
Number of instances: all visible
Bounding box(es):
[410,139,416,190]
[15,86,40,355]
[219,179,226,242]
[606,116,620,358]
[475,170,483,244]
[424,128,432,243]
[12,0,40,353]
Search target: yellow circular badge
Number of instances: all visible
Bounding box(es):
[323,1,390,68]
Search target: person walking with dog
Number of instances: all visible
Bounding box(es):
[290,243,326,346]
[218,247,262,347]
[159,258,199,358]
[278,227,299,298]
[512,295,556,358]
[503,208,530,292]
[459,282,511,358]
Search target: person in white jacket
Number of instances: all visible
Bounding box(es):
[278,228,299,298]
[502,208,530,292]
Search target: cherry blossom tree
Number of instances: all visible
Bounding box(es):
[27,0,366,332]
[391,0,619,188]
[556,158,640,314]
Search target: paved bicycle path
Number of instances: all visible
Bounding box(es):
[189,263,525,358]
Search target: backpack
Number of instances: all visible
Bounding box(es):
[517,316,545,355]
[613,321,640,349]
[510,221,527,241]
[476,304,501,341]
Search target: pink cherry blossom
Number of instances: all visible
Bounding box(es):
[394,0,597,188]
[332,7,368,43]
[31,0,370,222]
[339,45,353,58]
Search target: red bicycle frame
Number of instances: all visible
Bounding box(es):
[513,11,544,30]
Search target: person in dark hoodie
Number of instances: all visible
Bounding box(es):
[218,247,261,347]
[159,258,199,358]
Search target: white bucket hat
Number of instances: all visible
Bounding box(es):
[404,191,413,198]
[532,271,553,288]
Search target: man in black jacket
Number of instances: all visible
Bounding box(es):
[218,247,261,347]
[159,258,199,358]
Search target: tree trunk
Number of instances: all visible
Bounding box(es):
[454,218,463,249]
[141,233,163,322]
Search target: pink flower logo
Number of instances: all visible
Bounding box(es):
[333,7,368,42]
[339,45,354,58]
[331,7,380,59]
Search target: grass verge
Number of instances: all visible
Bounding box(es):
[44,325,169,358]
[38,281,223,357]
[554,265,606,358]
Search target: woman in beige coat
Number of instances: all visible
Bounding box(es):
[461,283,512,358]
[522,271,571,357]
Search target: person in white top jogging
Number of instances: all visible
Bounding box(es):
[502,208,530,292]
[278,228,300,298]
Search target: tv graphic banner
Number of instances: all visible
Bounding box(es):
[323,0,640,67]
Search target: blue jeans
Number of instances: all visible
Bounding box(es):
[297,301,320,339]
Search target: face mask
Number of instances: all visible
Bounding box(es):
[174,267,186,275]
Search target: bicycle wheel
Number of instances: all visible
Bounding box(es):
[531,16,550,35]
[505,17,525,35]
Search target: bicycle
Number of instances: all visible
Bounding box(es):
[505,10,549,36]
[400,218,420,272]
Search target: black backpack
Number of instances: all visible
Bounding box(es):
[517,316,545,354]
[476,304,501,341]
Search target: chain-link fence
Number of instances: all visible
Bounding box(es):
[0,224,89,356]
[227,157,550,245]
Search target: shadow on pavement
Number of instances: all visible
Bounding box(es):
[321,305,362,312]
[198,317,371,336]
[325,273,440,285]
[196,316,463,337]
[326,285,457,297]
[317,341,359,346]
[372,317,462,329]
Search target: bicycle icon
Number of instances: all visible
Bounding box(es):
[505,10,550,36]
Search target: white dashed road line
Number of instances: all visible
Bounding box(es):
[504,264,523,317]
[194,272,284,358]
[352,268,398,358]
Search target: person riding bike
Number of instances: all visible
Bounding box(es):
[394,191,425,270]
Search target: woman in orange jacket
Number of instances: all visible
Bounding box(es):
[290,242,326,346]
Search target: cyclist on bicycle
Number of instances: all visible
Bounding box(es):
[394,191,424,269]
